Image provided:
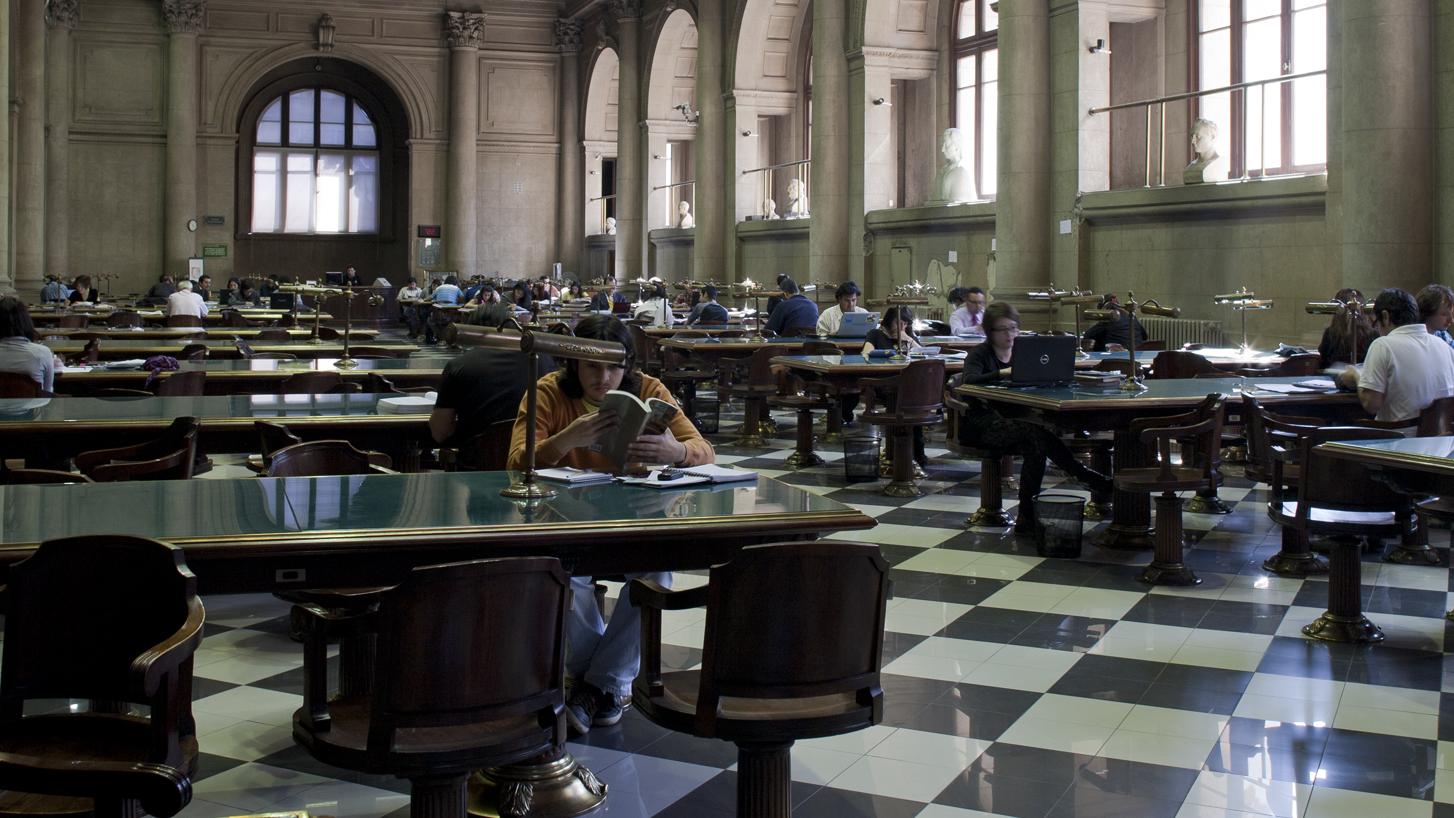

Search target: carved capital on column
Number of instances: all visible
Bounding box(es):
[161,0,205,34]
[445,11,485,48]
[554,18,582,53]
[609,0,641,22]
[46,0,81,30]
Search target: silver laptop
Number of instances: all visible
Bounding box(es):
[1011,335,1077,385]
[833,312,880,339]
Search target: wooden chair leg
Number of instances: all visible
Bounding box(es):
[737,741,793,818]
[1084,443,1114,520]
[1263,525,1329,577]
[1303,540,1384,643]
[411,774,469,818]
[1386,508,1439,565]
[1140,492,1200,586]
[784,407,824,469]
[999,454,1017,490]
[883,427,922,498]
[737,397,766,447]
[968,455,1013,527]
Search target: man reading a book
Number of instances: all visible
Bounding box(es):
[507,314,715,734]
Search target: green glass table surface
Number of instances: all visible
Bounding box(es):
[0,392,421,423]
[775,353,967,367]
[173,358,440,373]
[957,376,1343,409]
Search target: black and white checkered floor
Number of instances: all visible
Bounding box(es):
[178,405,1454,818]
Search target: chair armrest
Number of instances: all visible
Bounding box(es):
[629,578,708,611]
[0,755,191,818]
[858,374,901,414]
[1138,416,1218,446]
[1128,407,1205,437]
[944,392,969,413]
[75,440,153,473]
[131,598,205,698]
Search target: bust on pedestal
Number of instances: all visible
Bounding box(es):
[785,179,809,219]
[761,198,780,220]
[929,128,976,204]
[1183,118,1228,184]
[677,201,695,229]
[604,217,618,235]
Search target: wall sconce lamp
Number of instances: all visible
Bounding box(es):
[741,129,754,137]
[1088,38,1110,55]
[871,97,890,106]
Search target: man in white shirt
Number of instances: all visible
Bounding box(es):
[166,280,208,318]
[1337,288,1454,422]
[816,281,868,336]
[949,286,988,336]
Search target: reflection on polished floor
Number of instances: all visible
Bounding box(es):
[173,408,1454,818]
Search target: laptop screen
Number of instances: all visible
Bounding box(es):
[1010,335,1077,385]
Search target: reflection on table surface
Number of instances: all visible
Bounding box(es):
[958,376,1349,408]
[0,392,424,422]
[1319,435,1454,474]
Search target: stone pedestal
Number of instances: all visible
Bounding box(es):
[446,11,485,279]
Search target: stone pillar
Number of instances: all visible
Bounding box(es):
[808,0,851,282]
[612,0,644,284]
[162,0,203,279]
[994,0,1053,291]
[15,0,48,293]
[446,11,484,278]
[46,0,79,282]
[693,0,725,281]
[1340,0,1432,291]
[0,0,12,290]
[555,18,584,276]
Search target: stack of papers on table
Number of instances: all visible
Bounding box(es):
[536,467,615,485]
[617,465,758,489]
[1248,380,1337,394]
[377,391,437,413]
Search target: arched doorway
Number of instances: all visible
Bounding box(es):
[234,57,410,280]
[730,0,812,222]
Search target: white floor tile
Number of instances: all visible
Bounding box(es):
[1438,740,1454,772]
[1099,728,1219,769]
[885,600,974,636]
[1331,704,1437,740]
[786,745,863,785]
[801,724,898,755]
[290,781,412,818]
[192,763,332,812]
[1169,644,1267,673]
[194,655,304,686]
[959,661,1067,693]
[200,719,297,761]
[1233,693,1339,726]
[595,754,722,815]
[893,548,982,575]
[903,494,976,513]
[826,523,958,548]
[1302,786,1432,818]
[995,716,1115,756]
[986,643,1086,673]
[1181,770,1313,817]
[1020,693,1133,728]
[1376,564,1450,592]
[903,636,1005,662]
[867,729,992,770]
[1048,586,1148,619]
[951,553,1043,581]
[1120,705,1229,741]
[881,652,981,682]
[829,755,970,802]
[193,687,303,727]
[979,582,1079,612]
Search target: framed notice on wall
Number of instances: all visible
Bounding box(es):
[418,238,442,268]
[202,244,228,258]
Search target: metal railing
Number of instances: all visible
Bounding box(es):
[741,159,810,218]
[650,179,696,229]
[588,193,616,234]
[1087,69,1325,187]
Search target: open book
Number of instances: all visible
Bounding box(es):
[591,389,680,470]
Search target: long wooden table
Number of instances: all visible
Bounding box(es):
[43,339,418,361]
[54,358,446,396]
[29,308,334,325]
[37,327,380,341]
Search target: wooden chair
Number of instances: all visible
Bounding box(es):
[255,327,292,341]
[246,420,304,473]
[0,535,204,818]
[279,371,349,394]
[1149,350,1221,379]
[858,359,945,497]
[442,419,515,472]
[1112,394,1224,586]
[659,350,718,427]
[104,311,143,328]
[57,314,89,329]
[233,338,256,359]
[177,343,208,361]
[628,323,663,377]
[944,391,1014,526]
[1138,339,1168,351]
[1241,352,1322,378]
[164,315,201,328]
[350,345,401,359]
[252,351,298,361]
[0,469,94,484]
[266,440,393,477]
[292,557,569,818]
[315,326,341,341]
[0,372,44,398]
[631,541,888,818]
[155,370,206,397]
[1271,427,1415,643]
[220,309,251,327]
[766,385,833,469]
[93,388,156,398]
[801,341,854,440]
[720,345,789,447]
[75,417,200,482]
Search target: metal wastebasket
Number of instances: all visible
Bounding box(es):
[843,431,882,483]
[691,393,721,434]
[1034,492,1086,558]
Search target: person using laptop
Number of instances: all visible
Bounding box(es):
[816,281,868,336]
[864,307,928,465]
[764,277,818,336]
[952,302,1112,535]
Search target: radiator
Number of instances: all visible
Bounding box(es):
[1141,316,1224,348]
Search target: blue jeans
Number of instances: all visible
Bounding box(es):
[567,572,672,698]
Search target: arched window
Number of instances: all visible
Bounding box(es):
[250,88,380,234]
[953,0,998,197]
[1194,0,1326,178]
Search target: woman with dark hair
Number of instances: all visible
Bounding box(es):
[1318,287,1375,367]
[506,313,712,736]
[634,283,674,328]
[67,275,100,305]
[953,302,1112,535]
[567,281,586,301]
[218,277,243,307]
[863,306,922,354]
[0,296,57,392]
[512,281,532,309]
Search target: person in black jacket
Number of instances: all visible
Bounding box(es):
[1082,294,1148,351]
[954,302,1112,535]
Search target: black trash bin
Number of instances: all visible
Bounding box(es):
[843,431,882,484]
[1034,492,1086,558]
[692,393,721,434]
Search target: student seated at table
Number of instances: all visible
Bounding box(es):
[507,314,713,735]
[1317,287,1374,366]
[953,302,1113,535]
[218,277,243,307]
[142,274,176,306]
[1419,284,1454,350]
[949,286,988,336]
[0,296,58,393]
[1082,293,1147,351]
[166,280,208,318]
[424,276,464,345]
[764,276,818,336]
[633,283,675,328]
[863,306,928,464]
[430,303,556,467]
[194,275,213,303]
[1336,287,1454,422]
[687,285,730,326]
[817,281,868,336]
[67,275,100,305]
[566,281,586,302]
[235,279,261,307]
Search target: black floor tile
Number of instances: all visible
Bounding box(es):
[655,770,820,817]
[879,673,959,706]
[1223,717,1332,756]
[1070,756,1201,803]
[193,752,247,783]
[192,676,239,700]
[1046,787,1184,818]
[256,743,412,793]
[1255,636,1358,680]
[1137,681,1243,715]
[793,787,926,818]
[1047,671,1153,704]
[938,682,1044,716]
[1123,595,1216,629]
[1348,645,1445,691]
[880,631,930,663]
[934,768,1070,818]
[571,708,674,753]
[1199,600,1290,635]
[634,730,740,768]
[1203,740,1323,785]
[877,544,925,566]
[1066,654,1165,683]
[939,605,1043,644]
[910,574,1012,606]
[1318,739,1437,800]
[1010,614,1117,651]
[899,700,1021,740]
[1153,663,1255,694]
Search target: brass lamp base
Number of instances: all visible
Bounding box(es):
[469,751,607,818]
[1121,377,1148,393]
[333,357,359,370]
[500,479,556,501]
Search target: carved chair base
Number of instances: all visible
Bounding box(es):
[1301,612,1385,644]
[470,749,606,818]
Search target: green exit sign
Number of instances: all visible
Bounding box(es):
[201,244,228,258]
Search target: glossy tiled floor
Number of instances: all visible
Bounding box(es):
[175,408,1454,818]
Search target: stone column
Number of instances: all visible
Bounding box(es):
[693,0,725,281]
[1340,0,1432,291]
[162,0,204,279]
[612,0,643,284]
[994,0,1053,290]
[15,0,48,293]
[446,11,484,278]
[46,0,80,281]
[0,0,12,289]
[555,18,584,276]
[808,0,851,281]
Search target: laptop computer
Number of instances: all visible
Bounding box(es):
[833,311,880,339]
[1011,335,1077,385]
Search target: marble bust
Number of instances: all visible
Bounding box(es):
[930,127,976,204]
[1184,117,1228,184]
[605,216,618,235]
[762,198,780,220]
[678,201,694,229]
[785,178,809,218]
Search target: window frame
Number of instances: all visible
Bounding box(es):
[1190,0,1327,179]
[950,0,998,198]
